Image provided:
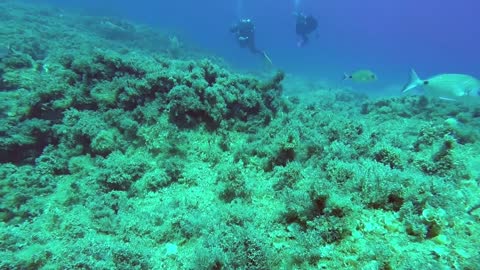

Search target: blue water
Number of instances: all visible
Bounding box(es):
[36,0,479,90]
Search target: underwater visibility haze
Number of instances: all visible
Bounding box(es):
[1,0,480,269]
[35,0,480,86]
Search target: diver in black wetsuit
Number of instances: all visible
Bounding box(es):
[295,13,318,47]
[230,18,262,54]
[230,18,273,64]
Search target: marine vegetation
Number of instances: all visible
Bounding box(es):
[1,2,479,270]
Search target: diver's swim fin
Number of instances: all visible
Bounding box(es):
[262,51,273,65]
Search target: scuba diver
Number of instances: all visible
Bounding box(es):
[230,18,260,54]
[294,12,318,47]
[230,18,273,64]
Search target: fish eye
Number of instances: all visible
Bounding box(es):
[423,81,429,85]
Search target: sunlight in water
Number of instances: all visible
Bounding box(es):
[236,0,244,19]
[294,0,301,11]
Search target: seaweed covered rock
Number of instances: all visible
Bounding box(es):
[3,3,480,270]
[57,49,285,128]
[149,59,285,130]
[0,45,286,164]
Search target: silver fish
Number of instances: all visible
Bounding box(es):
[402,69,480,101]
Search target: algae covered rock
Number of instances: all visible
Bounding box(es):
[2,3,480,270]
[163,60,285,130]
[0,44,286,164]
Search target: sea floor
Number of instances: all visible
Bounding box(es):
[1,1,480,269]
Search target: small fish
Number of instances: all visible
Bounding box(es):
[402,69,480,101]
[343,69,377,82]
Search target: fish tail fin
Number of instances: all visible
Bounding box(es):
[343,73,350,81]
[402,69,423,93]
